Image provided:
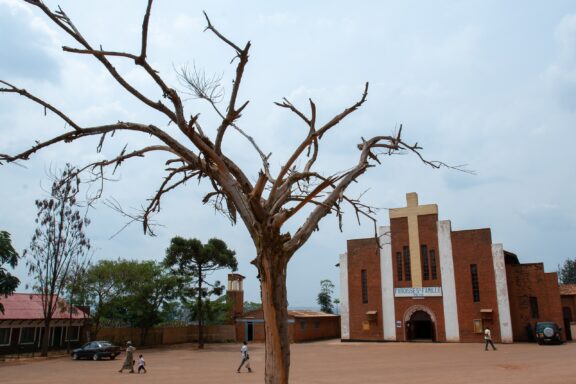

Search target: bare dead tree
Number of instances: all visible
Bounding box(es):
[1,1,466,382]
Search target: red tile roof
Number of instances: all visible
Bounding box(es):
[0,293,88,320]
[560,284,576,296]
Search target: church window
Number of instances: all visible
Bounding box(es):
[403,246,411,281]
[470,264,480,302]
[396,252,403,281]
[430,250,437,280]
[530,297,539,319]
[421,245,429,280]
[361,269,368,303]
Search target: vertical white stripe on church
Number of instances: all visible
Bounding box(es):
[378,226,396,341]
[492,244,513,343]
[437,220,460,342]
[339,252,350,340]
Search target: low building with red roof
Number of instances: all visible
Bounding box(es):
[0,293,90,354]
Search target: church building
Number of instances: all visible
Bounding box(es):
[339,192,564,343]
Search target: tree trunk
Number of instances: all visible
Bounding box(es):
[41,318,51,357]
[198,271,204,349]
[260,250,290,384]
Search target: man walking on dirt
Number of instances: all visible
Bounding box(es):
[484,327,497,351]
[236,341,252,373]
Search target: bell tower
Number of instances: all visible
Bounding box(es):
[227,273,245,322]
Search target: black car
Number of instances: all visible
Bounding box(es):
[71,341,121,360]
[535,322,562,345]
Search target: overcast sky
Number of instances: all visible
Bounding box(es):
[1,0,575,309]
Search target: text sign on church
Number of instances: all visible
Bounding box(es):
[394,287,442,297]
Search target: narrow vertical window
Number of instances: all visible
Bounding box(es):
[530,297,539,319]
[361,269,368,304]
[396,252,403,281]
[470,264,480,302]
[430,250,437,280]
[421,245,429,280]
[403,246,411,281]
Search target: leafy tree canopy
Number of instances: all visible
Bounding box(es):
[558,258,576,284]
[0,230,20,313]
[316,279,335,314]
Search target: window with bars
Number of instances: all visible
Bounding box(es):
[421,245,430,280]
[470,264,480,302]
[66,326,80,341]
[19,327,36,344]
[403,246,411,281]
[430,250,437,280]
[396,252,403,281]
[0,328,11,346]
[361,269,368,303]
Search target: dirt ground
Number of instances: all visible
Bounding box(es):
[1,340,575,384]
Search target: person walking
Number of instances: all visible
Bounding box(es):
[118,341,136,373]
[137,354,147,374]
[236,341,252,373]
[484,327,497,351]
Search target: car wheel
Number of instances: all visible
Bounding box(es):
[110,354,117,360]
[72,353,79,360]
[93,353,100,361]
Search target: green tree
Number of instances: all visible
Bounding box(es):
[0,230,20,314]
[80,259,177,340]
[243,301,262,313]
[164,237,237,348]
[317,279,335,314]
[188,295,231,326]
[558,258,576,284]
[333,298,340,314]
[26,165,91,356]
[79,259,132,337]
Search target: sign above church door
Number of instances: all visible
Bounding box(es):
[394,287,442,297]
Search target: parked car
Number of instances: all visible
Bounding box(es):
[535,322,562,345]
[71,340,121,360]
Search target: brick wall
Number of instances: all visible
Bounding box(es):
[292,316,341,342]
[451,228,501,343]
[346,237,383,340]
[97,325,236,346]
[506,264,564,341]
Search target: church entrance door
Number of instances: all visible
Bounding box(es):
[408,310,434,341]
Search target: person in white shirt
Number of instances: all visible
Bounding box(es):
[137,354,147,374]
[237,341,252,373]
[484,327,497,351]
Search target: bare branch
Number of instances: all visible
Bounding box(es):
[0,80,81,131]
[202,12,251,155]
[25,1,178,122]
[143,166,196,233]
[270,83,369,206]
[139,0,154,62]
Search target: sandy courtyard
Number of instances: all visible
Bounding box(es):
[1,340,575,384]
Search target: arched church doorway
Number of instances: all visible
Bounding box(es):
[407,310,435,341]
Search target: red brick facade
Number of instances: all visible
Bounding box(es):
[506,263,564,341]
[342,193,564,343]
